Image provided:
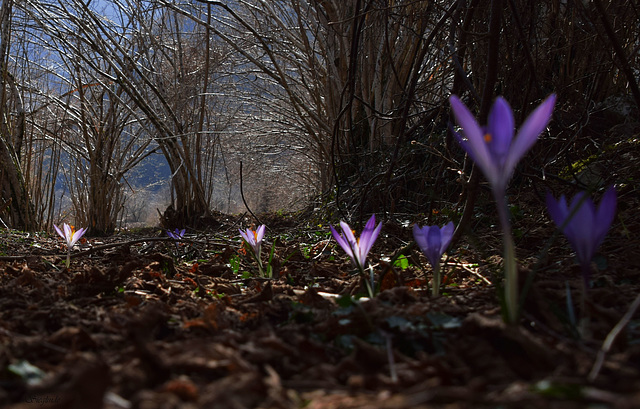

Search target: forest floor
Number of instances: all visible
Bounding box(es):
[2,137,640,409]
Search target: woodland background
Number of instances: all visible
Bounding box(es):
[0,0,638,236]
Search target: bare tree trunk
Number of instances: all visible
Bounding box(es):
[0,0,35,230]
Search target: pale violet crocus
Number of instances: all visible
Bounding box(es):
[546,187,616,287]
[330,214,382,298]
[239,225,266,276]
[413,222,454,296]
[54,223,87,268]
[167,228,185,240]
[450,94,555,324]
[167,228,185,253]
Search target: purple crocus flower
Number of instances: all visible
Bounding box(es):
[330,214,382,270]
[54,223,87,267]
[413,222,454,270]
[167,228,185,240]
[413,222,454,296]
[449,94,555,324]
[239,224,266,258]
[449,94,556,192]
[54,223,87,249]
[546,187,616,283]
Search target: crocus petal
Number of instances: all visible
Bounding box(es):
[360,218,382,266]
[255,225,265,242]
[425,225,443,267]
[546,187,616,273]
[546,192,569,231]
[568,195,597,265]
[63,224,73,242]
[486,97,515,166]
[451,130,481,166]
[439,222,455,253]
[239,228,258,253]
[332,217,381,269]
[504,94,556,175]
[239,228,251,244]
[593,186,616,247]
[413,225,429,255]
[449,96,500,186]
[70,228,86,247]
[358,215,377,252]
[54,224,65,240]
[413,222,454,269]
[340,221,359,252]
[449,96,485,144]
[330,224,354,260]
[358,215,381,262]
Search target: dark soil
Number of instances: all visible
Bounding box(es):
[2,138,640,409]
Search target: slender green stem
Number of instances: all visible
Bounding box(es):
[369,266,375,297]
[66,251,71,268]
[493,189,518,325]
[255,253,265,277]
[432,262,441,297]
[363,270,375,299]
[578,265,590,337]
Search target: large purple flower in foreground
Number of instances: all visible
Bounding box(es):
[449,94,555,324]
[239,224,266,258]
[330,214,382,270]
[449,94,556,192]
[546,187,616,280]
[413,222,454,270]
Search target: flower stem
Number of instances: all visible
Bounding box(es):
[432,262,441,297]
[66,251,71,268]
[494,190,519,325]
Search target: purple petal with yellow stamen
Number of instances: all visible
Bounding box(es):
[256,225,265,243]
[64,224,73,242]
[331,216,382,269]
[486,97,515,164]
[451,94,556,192]
[239,228,252,245]
[71,227,86,247]
[340,221,358,250]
